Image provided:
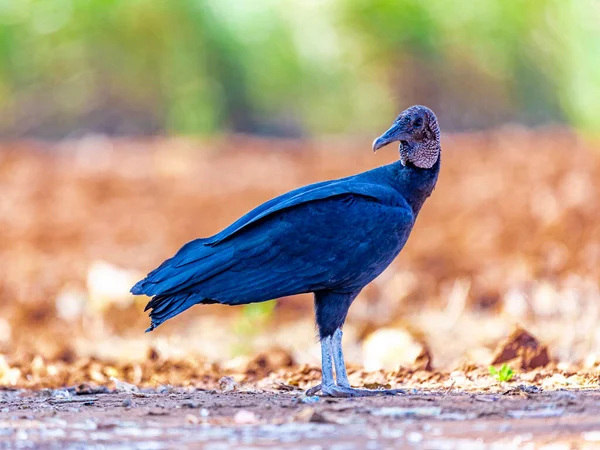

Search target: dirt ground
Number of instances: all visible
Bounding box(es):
[2,132,600,448]
[3,387,600,449]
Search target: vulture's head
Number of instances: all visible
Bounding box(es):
[372,105,441,169]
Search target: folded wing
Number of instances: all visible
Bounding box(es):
[132,180,413,330]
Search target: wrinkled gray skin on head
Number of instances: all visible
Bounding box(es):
[372,105,441,169]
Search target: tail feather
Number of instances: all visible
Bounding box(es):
[131,279,149,296]
[144,292,202,332]
[131,246,234,330]
[131,249,235,297]
[131,234,240,331]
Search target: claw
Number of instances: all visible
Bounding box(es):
[305,383,322,396]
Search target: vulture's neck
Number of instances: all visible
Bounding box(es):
[390,157,440,215]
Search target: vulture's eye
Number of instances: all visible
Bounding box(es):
[414,117,423,128]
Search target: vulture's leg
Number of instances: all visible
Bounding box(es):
[305,291,354,396]
[327,326,405,397]
[304,333,336,396]
[305,291,404,398]
[321,334,336,388]
[332,328,350,386]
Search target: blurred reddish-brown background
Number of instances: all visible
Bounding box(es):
[1,0,600,388]
[2,130,600,380]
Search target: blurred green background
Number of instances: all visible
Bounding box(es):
[0,0,598,139]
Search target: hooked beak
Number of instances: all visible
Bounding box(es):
[372,122,410,152]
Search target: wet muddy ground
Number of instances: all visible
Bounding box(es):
[2,387,600,449]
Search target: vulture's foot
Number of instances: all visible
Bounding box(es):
[312,328,405,397]
[305,383,404,397]
[321,384,405,398]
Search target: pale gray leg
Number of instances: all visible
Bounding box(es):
[306,327,406,398]
[320,335,335,388]
[305,335,335,396]
[332,328,350,387]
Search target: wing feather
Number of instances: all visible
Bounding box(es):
[132,182,412,307]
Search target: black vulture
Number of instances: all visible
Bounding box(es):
[132,105,441,397]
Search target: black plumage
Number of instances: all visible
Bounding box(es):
[132,105,441,397]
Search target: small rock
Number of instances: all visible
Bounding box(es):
[53,389,71,400]
[219,376,237,393]
[111,377,139,393]
[296,407,328,423]
[517,384,542,394]
[132,391,152,398]
[75,384,109,395]
[273,382,297,391]
[502,385,542,396]
[234,410,259,424]
[182,401,200,409]
[121,397,133,408]
[300,395,320,404]
[186,414,200,424]
[491,326,550,369]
